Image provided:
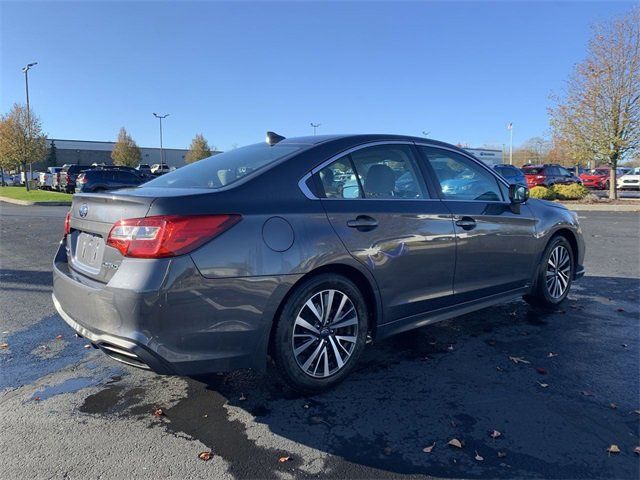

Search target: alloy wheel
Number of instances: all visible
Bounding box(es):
[546,245,571,299]
[292,289,358,378]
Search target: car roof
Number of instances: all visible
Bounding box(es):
[277,133,461,149]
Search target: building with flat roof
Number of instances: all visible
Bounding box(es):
[40,139,220,169]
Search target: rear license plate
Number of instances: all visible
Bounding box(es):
[75,232,105,272]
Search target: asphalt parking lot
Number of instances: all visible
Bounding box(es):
[1,203,638,479]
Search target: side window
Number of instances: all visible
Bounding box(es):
[558,167,571,176]
[349,144,426,199]
[419,146,504,202]
[318,157,362,199]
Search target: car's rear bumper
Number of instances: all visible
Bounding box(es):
[52,241,300,375]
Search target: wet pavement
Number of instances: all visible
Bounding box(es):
[1,204,638,479]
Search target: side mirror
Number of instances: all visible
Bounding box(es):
[509,183,529,204]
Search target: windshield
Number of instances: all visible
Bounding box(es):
[143,142,303,189]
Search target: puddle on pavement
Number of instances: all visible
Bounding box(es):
[31,377,95,401]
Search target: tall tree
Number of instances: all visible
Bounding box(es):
[0,103,47,190]
[46,140,57,167]
[111,127,141,167]
[549,8,640,199]
[185,133,213,164]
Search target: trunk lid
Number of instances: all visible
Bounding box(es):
[67,192,156,283]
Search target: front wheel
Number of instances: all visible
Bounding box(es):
[272,274,368,394]
[524,236,574,308]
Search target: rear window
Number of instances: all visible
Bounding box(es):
[522,167,544,174]
[143,143,303,189]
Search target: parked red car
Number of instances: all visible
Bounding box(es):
[521,164,581,188]
[579,167,630,190]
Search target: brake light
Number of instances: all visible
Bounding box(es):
[106,214,241,258]
[535,175,545,179]
[64,211,71,236]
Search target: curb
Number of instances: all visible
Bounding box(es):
[559,203,640,212]
[0,196,71,207]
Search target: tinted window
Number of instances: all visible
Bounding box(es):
[558,167,572,176]
[349,144,425,199]
[522,167,544,174]
[319,157,362,199]
[420,147,503,201]
[143,142,303,189]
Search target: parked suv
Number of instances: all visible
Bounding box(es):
[60,165,91,193]
[522,164,581,188]
[493,164,526,185]
[75,168,147,193]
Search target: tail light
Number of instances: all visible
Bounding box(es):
[64,211,71,236]
[106,214,241,258]
[535,175,545,179]
[77,174,87,184]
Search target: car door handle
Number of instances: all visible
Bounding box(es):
[347,215,378,231]
[455,216,477,230]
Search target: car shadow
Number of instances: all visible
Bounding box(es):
[0,268,52,287]
[85,275,640,479]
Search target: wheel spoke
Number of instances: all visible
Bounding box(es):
[330,315,357,330]
[335,335,357,344]
[295,317,320,335]
[329,336,344,369]
[323,290,335,325]
[302,341,325,372]
[304,299,323,323]
[294,338,317,356]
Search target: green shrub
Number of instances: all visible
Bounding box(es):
[529,186,556,200]
[551,183,589,200]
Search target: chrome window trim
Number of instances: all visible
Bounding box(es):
[298,140,427,201]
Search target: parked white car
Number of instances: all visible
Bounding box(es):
[150,163,172,174]
[38,167,64,190]
[617,167,640,190]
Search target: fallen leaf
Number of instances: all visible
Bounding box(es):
[55,335,63,340]
[538,382,550,388]
[634,446,640,455]
[447,345,454,351]
[83,344,91,349]
[606,445,620,454]
[616,307,625,312]
[496,366,504,372]
[581,390,594,397]
[475,451,484,461]
[422,442,436,453]
[448,438,463,448]
[547,352,559,358]
[74,333,81,338]
[622,344,628,348]
[536,367,548,375]
[278,456,291,463]
[303,404,310,409]
[198,451,213,461]
[498,451,507,458]
[239,393,247,401]
[490,430,502,439]
[153,407,164,417]
[34,396,41,401]
[609,403,617,409]
[202,414,208,418]
[509,356,530,364]
[0,343,8,350]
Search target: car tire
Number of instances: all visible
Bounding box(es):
[272,273,368,394]
[524,236,574,308]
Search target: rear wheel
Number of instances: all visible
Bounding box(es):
[272,274,368,394]
[524,236,574,308]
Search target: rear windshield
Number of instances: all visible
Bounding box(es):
[143,142,303,189]
[522,167,543,174]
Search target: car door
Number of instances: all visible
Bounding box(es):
[317,143,457,322]
[417,145,538,301]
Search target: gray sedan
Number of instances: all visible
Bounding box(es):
[52,133,585,393]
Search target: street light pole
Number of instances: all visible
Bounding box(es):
[507,122,513,165]
[310,122,321,136]
[153,113,169,169]
[22,62,37,190]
